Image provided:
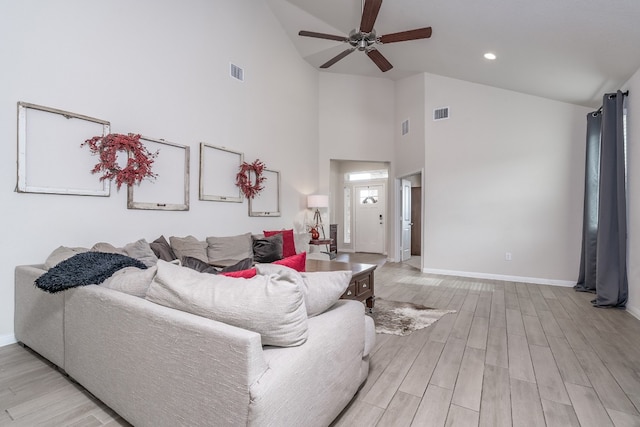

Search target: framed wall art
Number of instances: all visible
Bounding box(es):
[16,102,111,196]
[248,169,281,217]
[199,143,243,202]
[127,136,190,211]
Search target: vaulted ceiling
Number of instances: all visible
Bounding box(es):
[267,0,640,107]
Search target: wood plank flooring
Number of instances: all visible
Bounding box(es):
[331,254,640,427]
[2,253,640,426]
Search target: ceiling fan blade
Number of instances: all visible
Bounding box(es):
[320,48,357,68]
[379,27,432,44]
[298,30,348,42]
[366,49,393,72]
[360,0,382,33]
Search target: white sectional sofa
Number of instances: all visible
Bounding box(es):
[13,233,375,427]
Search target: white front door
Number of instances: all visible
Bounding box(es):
[401,179,412,261]
[355,184,385,253]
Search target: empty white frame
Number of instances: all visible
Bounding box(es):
[17,102,111,196]
[248,169,280,217]
[199,143,243,202]
[127,136,190,211]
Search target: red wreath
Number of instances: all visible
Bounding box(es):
[236,159,266,199]
[82,133,158,189]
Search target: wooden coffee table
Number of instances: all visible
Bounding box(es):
[306,259,376,310]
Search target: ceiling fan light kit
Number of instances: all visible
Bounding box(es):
[298,0,432,72]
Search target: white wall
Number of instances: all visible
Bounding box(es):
[623,67,640,318]
[422,73,591,284]
[0,0,319,343]
[318,73,396,256]
[394,74,426,177]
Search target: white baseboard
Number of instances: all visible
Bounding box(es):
[0,334,17,347]
[626,305,640,321]
[421,268,576,287]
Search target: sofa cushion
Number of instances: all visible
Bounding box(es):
[36,252,147,293]
[252,234,283,263]
[149,235,178,261]
[182,256,253,275]
[272,252,306,272]
[101,265,158,297]
[206,233,253,263]
[255,264,351,317]
[170,235,208,263]
[91,242,126,254]
[146,260,307,347]
[44,246,89,270]
[123,239,158,267]
[181,256,220,274]
[263,229,296,258]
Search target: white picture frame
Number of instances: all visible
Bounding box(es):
[127,136,190,211]
[248,169,281,217]
[16,102,111,196]
[199,143,243,202]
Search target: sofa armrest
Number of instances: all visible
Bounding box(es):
[64,285,268,427]
[14,265,65,369]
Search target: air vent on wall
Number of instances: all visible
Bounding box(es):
[230,63,244,82]
[401,119,409,136]
[433,107,449,121]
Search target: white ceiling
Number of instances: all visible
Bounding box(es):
[266,0,640,107]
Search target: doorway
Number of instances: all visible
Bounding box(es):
[354,183,386,254]
[329,160,389,255]
[399,172,422,270]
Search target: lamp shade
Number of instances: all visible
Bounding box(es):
[307,194,329,208]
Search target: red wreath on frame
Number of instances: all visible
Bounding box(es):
[82,133,158,189]
[236,159,266,199]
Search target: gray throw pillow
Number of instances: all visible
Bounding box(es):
[206,233,253,263]
[170,235,208,263]
[149,235,177,261]
[124,239,158,267]
[182,256,254,275]
[252,234,283,263]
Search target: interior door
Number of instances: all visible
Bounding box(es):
[411,187,422,255]
[355,184,385,253]
[401,179,412,261]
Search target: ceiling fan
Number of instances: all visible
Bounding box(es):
[298,0,432,72]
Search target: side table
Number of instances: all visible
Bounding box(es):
[309,239,336,259]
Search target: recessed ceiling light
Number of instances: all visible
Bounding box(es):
[484,52,497,60]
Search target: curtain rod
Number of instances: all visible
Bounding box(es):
[595,90,629,115]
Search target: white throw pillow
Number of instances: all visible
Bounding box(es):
[124,238,158,267]
[145,260,308,347]
[101,266,158,298]
[255,264,351,317]
[44,246,89,270]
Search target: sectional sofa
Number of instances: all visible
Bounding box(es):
[13,233,375,426]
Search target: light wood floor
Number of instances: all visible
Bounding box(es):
[3,254,640,426]
[334,254,640,427]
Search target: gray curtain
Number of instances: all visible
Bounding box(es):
[575,112,601,292]
[575,90,628,307]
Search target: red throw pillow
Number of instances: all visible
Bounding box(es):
[273,252,306,272]
[263,229,296,258]
[220,268,257,278]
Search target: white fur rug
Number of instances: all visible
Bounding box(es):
[368,299,456,336]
